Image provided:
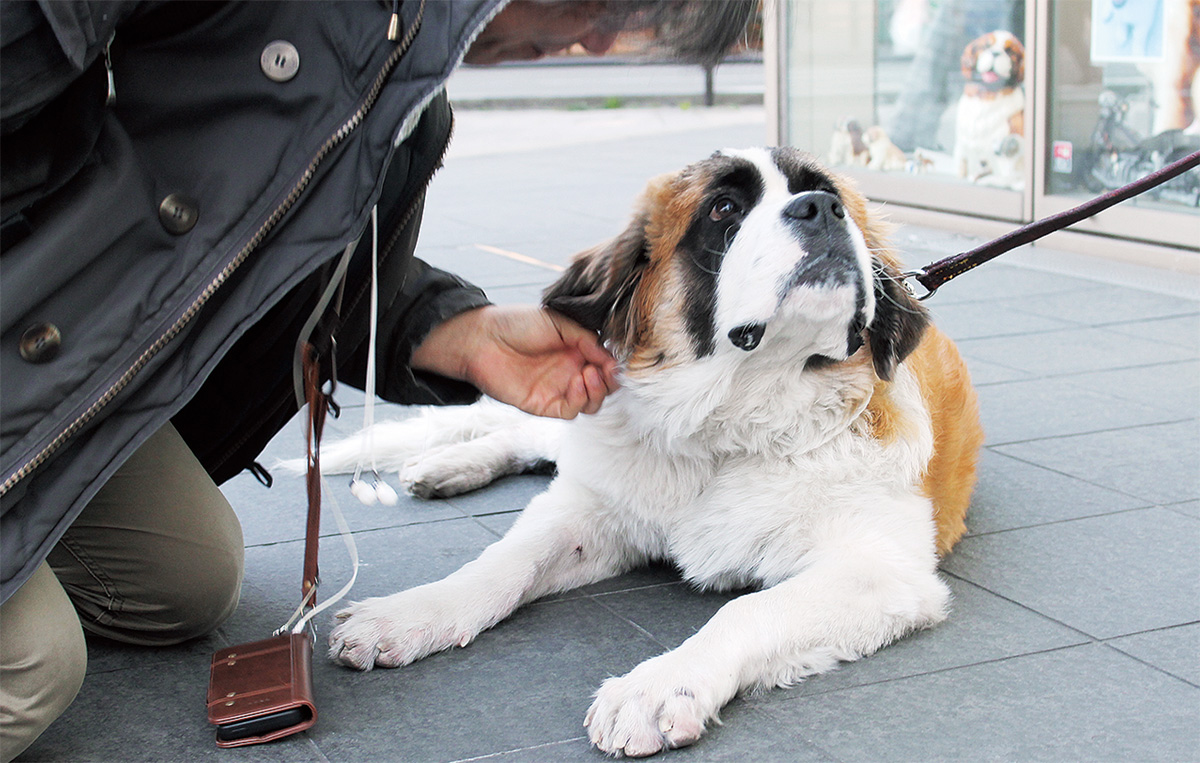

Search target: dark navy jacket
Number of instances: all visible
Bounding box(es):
[0,0,506,603]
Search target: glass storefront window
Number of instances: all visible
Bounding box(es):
[783,0,1031,221]
[868,0,1026,189]
[1046,0,1199,213]
[786,1,1028,186]
[775,0,1199,250]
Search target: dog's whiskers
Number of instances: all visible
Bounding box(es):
[871,261,928,315]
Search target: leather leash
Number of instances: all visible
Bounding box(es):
[904,149,1200,299]
[301,341,327,608]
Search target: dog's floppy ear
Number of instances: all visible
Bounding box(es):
[960,35,985,78]
[868,259,930,381]
[1007,35,1026,82]
[542,214,649,345]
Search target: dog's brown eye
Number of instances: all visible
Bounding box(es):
[709,197,740,222]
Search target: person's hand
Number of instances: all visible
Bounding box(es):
[411,305,619,419]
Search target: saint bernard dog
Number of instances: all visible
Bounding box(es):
[954,30,1026,188]
[322,147,984,757]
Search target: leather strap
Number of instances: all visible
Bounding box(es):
[300,341,326,602]
[909,149,1200,298]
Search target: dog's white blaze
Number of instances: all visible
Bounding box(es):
[712,149,876,359]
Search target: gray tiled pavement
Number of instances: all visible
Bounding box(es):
[18,67,1200,762]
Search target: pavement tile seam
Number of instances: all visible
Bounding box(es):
[1050,358,1200,408]
[937,326,1083,342]
[239,512,480,549]
[585,589,677,652]
[942,361,1036,387]
[960,470,1159,532]
[1151,497,1199,512]
[1165,503,1200,520]
[1088,311,1200,329]
[449,736,590,763]
[588,579,688,595]
[977,414,1196,449]
[943,552,1200,646]
[466,511,520,539]
[1102,625,1200,689]
[940,570,1102,642]
[453,507,525,520]
[983,419,1200,505]
[948,500,1198,540]
[964,354,1198,388]
[955,571,1200,667]
[761,641,1092,705]
[994,300,1200,329]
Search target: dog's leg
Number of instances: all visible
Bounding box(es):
[313,398,559,497]
[329,480,641,670]
[400,418,561,498]
[316,404,495,475]
[585,524,949,757]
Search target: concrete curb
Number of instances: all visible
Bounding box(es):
[452,93,764,111]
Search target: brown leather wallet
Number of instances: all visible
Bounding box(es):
[207,633,317,748]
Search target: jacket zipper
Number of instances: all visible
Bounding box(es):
[0,3,426,498]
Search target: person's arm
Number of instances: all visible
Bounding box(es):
[411,304,618,419]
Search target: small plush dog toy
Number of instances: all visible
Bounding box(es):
[954,30,1026,187]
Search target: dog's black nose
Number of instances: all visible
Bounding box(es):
[783,191,844,227]
[728,323,765,351]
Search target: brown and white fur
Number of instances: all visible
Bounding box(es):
[954,30,1026,187]
[322,148,983,757]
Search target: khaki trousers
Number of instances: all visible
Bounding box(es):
[0,423,244,762]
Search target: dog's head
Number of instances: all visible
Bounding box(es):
[961,30,1025,93]
[543,147,927,383]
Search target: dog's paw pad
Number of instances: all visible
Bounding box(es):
[586,673,710,757]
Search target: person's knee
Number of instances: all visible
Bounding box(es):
[163,542,244,642]
[56,529,245,646]
[1,565,88,763]
[104,539,245,646]
[49,418,247,646]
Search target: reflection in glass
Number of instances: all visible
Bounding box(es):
[1048,0,1199,211]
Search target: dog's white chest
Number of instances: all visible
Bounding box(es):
[956,87,1024,147]
[558,419,861,590]
[554,363,934,590]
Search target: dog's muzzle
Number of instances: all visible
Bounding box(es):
[725,192,863,353]
[781,191,859,291]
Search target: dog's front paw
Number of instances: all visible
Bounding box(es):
[400,444,502,499]
[328,588,476,670]
[585,659,715,757]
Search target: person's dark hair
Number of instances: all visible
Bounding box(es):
[600,0,760,66]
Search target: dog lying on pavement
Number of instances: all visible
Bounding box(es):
[319,147,984,757]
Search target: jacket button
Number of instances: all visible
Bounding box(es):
[19,323,62,363]
[261,41,300,82]
[158,194,199,234]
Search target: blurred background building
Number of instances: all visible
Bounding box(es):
[768,0,1200,265]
